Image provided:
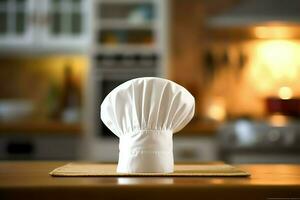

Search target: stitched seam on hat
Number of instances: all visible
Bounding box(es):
[124,150,172,155]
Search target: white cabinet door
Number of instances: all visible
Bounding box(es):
[0,0,35,47]
[41,0,91,51]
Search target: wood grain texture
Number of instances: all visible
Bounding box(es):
[1,162,300,200]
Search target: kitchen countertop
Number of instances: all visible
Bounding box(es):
[0,121,82,135]
[1,162,300,200]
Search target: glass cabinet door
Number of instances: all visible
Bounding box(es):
[43,0,90,48]
[0,0,34,46]
[50,0,82,36]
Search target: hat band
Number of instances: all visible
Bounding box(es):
[117,130,174,173]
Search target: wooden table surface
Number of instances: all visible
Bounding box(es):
[1,162,300,200]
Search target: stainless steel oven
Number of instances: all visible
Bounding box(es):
[218,120,300,163]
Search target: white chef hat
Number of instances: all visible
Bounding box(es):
[100,77,195,173]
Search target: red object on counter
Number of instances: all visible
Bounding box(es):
[266,97,300,117]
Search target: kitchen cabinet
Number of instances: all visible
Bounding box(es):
[0,121,82,160]
[40,0,91,50]
[85,0,169,161]
[0,134,80,160]
[0,0,35,46]
[0,0,91,53]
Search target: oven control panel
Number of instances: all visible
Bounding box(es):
[218,120,300,149]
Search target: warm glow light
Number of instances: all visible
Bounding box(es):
[268,114,288,127]
[259,41,298,81]
[254,26,295,39]
[247,40,300,96]
[278,86,293,99]
[206,98,226,121]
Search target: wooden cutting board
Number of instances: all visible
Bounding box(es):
[50,163,250,177]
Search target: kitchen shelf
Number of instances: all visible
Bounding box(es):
[96,20,154,30]
[0,121,82,135]
[88,0,169,161]
[94,45,157,54]
[99,0,154,4]
[99,67,157,74]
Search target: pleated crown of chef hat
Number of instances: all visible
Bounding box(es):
[100,77,195,173]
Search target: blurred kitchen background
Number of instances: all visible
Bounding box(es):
[0,0,300,163]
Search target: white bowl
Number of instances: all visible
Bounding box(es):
[0,100,34,122]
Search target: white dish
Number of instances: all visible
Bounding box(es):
[0,100,34,122]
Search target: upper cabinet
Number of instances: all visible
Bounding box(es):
[0,0,35,46]
[0,0,91,54]
[41,0,91,50]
